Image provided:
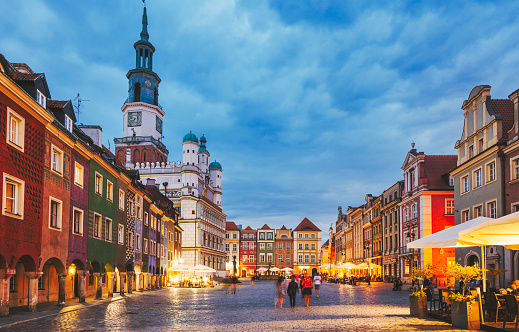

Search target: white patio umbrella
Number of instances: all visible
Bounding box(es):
[257,267,268,272]
[339,262,358,269]
[270,267,281,272]
[281,267,293,271]
[170,263,191,271]
[458,211,519,249]
[192,264,216,272]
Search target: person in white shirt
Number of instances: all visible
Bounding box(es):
[313,274,322,298]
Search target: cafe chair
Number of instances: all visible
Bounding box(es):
[439,289,451,316]
[484,292,503,323]
[503,295,519,331]
[425,288,439,311]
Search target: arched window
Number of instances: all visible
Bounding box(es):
[467,255,479,267]
[134,150,141,164]
[134,83,141,102]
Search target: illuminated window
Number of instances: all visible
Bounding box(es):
[119,190,125,210]
[95,172,103,195]
[51,145,63,175]
[106,181,113,202]
[118,224,124,244]
[105,218,112,241]
[94,214,102,238]
[74,163,84,187]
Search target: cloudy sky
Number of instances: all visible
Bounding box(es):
[2,0,519,240]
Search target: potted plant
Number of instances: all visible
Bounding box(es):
[447,264,482,330]
[408,264,433,318]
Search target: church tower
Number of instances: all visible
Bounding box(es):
[115,3,168,166]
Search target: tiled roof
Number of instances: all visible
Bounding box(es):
[226,221,239,231]
[260,224,271,230]
[294,217,321,232]
[322,239,329,248]
[11,63,34,74]
[491,99,514,139]
[9,71,42,81]
[47,100,68,108]
[423,155,457,190]
[244,226,253,230]
[280,225,287,230]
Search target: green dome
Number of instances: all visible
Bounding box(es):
[183,131,198,143]
[198,134,209,153]
[209,161,222,170]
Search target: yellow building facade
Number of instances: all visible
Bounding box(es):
[293,218,321,276]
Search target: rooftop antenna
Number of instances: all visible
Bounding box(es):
[107,139,111,150]
[73,92,89,122]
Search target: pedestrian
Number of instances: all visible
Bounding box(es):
[231,275,238,294]
[334,273,338,284]
[313,273,322,298]
[251,275,255,287]
[274,276,286,309]
[287,275,299,308]
[301,273,313,307]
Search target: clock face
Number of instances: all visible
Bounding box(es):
[128,112,142,127]
[156,116,163,133]
[145,80,151,87]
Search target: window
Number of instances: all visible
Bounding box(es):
[267,233,273,240]
[118,224,124,244]
[225,233,229,239]
[250,234,254,239]
[49,198,62,230]
[473,169,482,188]
[259,233,265,240]
[243,243,248,250]
[267,253,272,262]
[243,234,248,239]
[461,210,469,223]
[6,108,25,151]
[445,199,455,215]
[468,145,474,159]
[144,238,148,253]
[64,115,73,132]
[136,234,141,250]
[298,233,303,238]
[298,255,303,263]
[512,157,519,181]
[51,145,63,175]
[95,172,103,195]
[278,254,283,262]
[286,255,291,263]
[461,175,469,193]
[260,243,265,250]
[94,214,102,238]
[119,190,125,210]
[225,244,229,251]
[304,234,309,239]
[233,233,237,239]
[298,243,303,250]
[304,255,309,263]
[487,161,496,183]
[512,203,519,213]
[128,231,134,248]
[305,243,309,250]
[487,201,497,219]
[73,208,83,235]
[105,218,112,241]
[311,234,316,239]
[136,195,142,219]
[36,89,46,108]
[411,204,417,219]
[278,243,282,249]
[249,243,254,250]
[249,255,254,263]
[267,243,272,250]
[73,163,84,187]
[2,173,24,218]
[311,243,316,250]
[144,211,148,225]
[106,181,113,202]
[286,243,290,250]
[233,244,237,251]
[474,205,482,218]
[259,254,265,262]
[311,255,316,263]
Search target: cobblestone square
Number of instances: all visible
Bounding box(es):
[0,282,481,331]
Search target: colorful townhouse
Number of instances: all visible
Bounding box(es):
[256,224,275,270]
[293,218,322,276]
[381,181,404,279]
[225,221,241,276]
[239,226,257,277]
[274,226,293,270]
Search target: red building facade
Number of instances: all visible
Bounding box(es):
[239,226,256,277]
[399,146,457,283]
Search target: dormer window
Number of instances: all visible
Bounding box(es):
[36,90,46,108]
[65,115,73,132]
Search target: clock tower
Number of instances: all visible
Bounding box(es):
[115,3,168,166]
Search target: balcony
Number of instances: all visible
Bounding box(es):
[114,135,168,153]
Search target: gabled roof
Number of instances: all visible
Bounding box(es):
[322,239,329,248]
[294,217,321,232]
[423,155,457,190]
[491,99,514,140]
[244,226,253,230]
[260,224,271,230]
[280,225,287,230]
[226,221,239,231]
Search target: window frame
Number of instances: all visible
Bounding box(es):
[6,108,25,152]
[511,156,519,182]
[445,199,455,215]
[461,174,470,194]
[50,145,64,176]
[473,205,483,218]
[144,238,148,253]
[106,180,114,202]
[74,162,84,188]
[105,218,112,241]
[473,167,483,189]
[94,213,102,238]
[95,172,103,196]
[36,89,46,108]
[72,207,84,235]
[486,200,497,219]
[118,189,125,210]
[118,224,124,244]
[486,160,496,183]
[48,197,63,231]
[2,173,25,219]
[461,209,470,223]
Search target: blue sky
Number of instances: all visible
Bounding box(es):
[2,0,519,240]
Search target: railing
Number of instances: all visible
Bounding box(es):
[114,135,168,152]
[124,97,163,110]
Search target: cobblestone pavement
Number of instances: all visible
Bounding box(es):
[0,282,481,331]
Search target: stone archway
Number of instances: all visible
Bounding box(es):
[40,257,66,304]
[464,250,481,267]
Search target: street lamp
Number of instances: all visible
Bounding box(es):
[406,232,416,270]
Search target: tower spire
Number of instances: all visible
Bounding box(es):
[140,1,149,42]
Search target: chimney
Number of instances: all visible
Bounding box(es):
[78,125,103,147]
[146,178,156,186]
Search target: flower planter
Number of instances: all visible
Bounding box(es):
[409,296,428,318]
[451,300,480,330]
